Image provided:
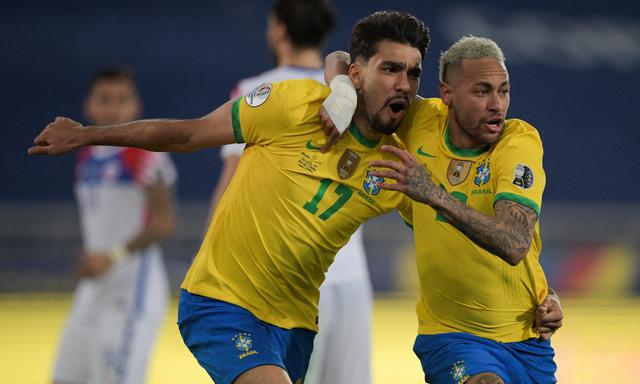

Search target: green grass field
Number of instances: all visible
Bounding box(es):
[1,294,638,383]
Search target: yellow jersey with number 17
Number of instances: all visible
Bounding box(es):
[181,79,409,331]
[397,98,549,343]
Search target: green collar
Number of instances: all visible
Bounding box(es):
[349,121,380,148]
[444,120,491,157]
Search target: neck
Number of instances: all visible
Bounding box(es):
[278,47,323,69]
[353,109,383,142]
[448,117,483,149]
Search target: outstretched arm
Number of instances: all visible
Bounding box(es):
[28,99,237,155]
[370,145,536,266]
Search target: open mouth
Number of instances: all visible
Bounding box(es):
[484,118,503,133]
[387,99,408,117]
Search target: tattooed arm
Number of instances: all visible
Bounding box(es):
[371,145,537,266]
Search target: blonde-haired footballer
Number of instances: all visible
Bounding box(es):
[323,35,563,384]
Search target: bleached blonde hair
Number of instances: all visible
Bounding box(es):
[439,35,505,83]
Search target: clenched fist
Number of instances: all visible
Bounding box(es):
[28,117,86,156]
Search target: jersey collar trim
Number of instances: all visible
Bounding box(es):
[348,122,380,148]
[444,120,490,157]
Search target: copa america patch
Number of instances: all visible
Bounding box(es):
[513,164,534,189]
[245,83,272,107]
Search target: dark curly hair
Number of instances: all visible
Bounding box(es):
[350,11,430,63]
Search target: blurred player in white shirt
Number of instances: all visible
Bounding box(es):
[209,1,372,383]
[52,67,177,384]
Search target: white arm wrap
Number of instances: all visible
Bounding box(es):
[322,75,357,134]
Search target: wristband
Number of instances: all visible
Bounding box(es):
[322,75,357,134]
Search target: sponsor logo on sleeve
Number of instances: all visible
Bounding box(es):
[513,163,534,189]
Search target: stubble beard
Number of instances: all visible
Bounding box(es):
[371,112,399,135]
[453,109,500,147]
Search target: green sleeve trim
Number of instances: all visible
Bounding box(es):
[231,97,245,144]
[494,192,540,215]
[444,121,490,157]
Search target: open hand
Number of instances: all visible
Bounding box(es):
[369,145,438,203]
[28,117,85,156]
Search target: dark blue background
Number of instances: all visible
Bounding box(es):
[4,0,639,201]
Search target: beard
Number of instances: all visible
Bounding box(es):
[371,112,399,135]
[370,97,408,135]
[453,109,502,147]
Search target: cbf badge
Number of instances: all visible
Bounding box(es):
[363,170,383,195]
[450,360,470,384]
[337,149,360,179]
[245,83,272,107]
[513,163,534,189]
[474,162,490,186]
[447,160,473,186]
[232,332,259,359]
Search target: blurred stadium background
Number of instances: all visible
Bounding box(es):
[2,0,639,382]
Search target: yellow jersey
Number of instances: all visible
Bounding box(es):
[398,98,549,342]
[182,79,409,331]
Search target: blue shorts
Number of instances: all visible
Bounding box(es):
[177,290,315,384]
[413,333,556,384]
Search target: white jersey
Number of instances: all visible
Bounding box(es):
[75,146,177,253]
[53,146,177,384]
[223,66,369,285]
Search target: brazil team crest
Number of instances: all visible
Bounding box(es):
[474,162,491,186]
[232,332,259,359]
[450,360,470,384]
[363,170,383,195]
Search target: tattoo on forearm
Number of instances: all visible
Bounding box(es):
[435,198,537,265]
[401,161,537,264]
[406,165,442,203]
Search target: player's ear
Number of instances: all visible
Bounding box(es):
[439,81,453,106]
[348,63,363,91]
